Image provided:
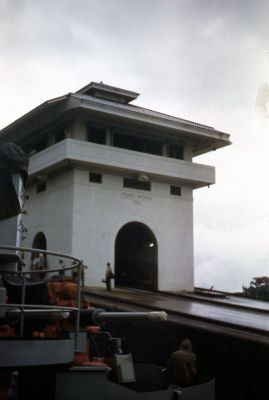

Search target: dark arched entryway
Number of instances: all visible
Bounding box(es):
[115,222,158,290]
[32,232,47,265]
[32,232,47,252]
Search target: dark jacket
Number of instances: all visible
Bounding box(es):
[167,339,197,387]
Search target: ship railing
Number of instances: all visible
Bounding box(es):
[0,244,83,352]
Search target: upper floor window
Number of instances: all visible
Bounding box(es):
[55,130,66,143]
[35,137,48,153]
[168,143,184,160]
[123,178,151,191]
[87,126,106,144]
[170,185,181,196]
[89,172,102,183]
[113,132,162,156]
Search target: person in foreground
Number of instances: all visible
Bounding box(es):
[167,338,197,389]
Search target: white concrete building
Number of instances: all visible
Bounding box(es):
[0,82,231,291]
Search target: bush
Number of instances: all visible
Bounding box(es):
[242,276,269,300]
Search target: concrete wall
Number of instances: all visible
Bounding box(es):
[29,139,215,188]
[72,167,194,291]
[25,135,196,290]
[24,168,75,269]
[24,164,194,291]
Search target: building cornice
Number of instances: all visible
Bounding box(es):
[0,87,231,156]
[73,93,227,137]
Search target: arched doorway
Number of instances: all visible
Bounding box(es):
[115,222,158,290]
[32,232,47,266]
[32,232,47,252]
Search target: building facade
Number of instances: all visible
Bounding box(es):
[0,82,230,291]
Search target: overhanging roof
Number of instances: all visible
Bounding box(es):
[72,93,231,154]
[0,84,231,156]
[76,82,139,103]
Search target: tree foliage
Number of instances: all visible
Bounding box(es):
[242,276,269,300]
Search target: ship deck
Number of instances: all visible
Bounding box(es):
[83,286,269,344]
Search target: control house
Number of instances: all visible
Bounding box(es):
[0,82,231,291]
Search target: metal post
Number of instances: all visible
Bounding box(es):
[20,274,26,337]
[74,261,81,352]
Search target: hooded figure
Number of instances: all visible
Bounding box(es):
[167,338,197,388]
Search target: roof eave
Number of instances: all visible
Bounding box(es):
[75,96,231,150]
[0,94,70,139]
[193,139,232,156]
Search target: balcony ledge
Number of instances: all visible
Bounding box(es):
[29,139,215,188]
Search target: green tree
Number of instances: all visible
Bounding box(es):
[243,276,269,300]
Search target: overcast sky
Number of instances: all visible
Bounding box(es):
[1,0,269,291]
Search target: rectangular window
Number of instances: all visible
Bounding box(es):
[168,144,184,160]
[113,132,162,156]
[123,178,151,191]
[87,126,106,144]
[89,172,102,183]
[35,137,48,153]
[170,185,181,196]
[55,130,66,143]
[36,181,46,193]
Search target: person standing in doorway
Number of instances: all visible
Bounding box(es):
[102,262,115,291]
[37,253,46,278]
[37,253,45,270]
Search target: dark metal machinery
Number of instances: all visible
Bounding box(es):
[0,245,172,399]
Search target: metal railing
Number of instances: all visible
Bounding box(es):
[0,245,83,352]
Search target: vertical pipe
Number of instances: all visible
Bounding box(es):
[20,274,26,337]
[74,261,81,352]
